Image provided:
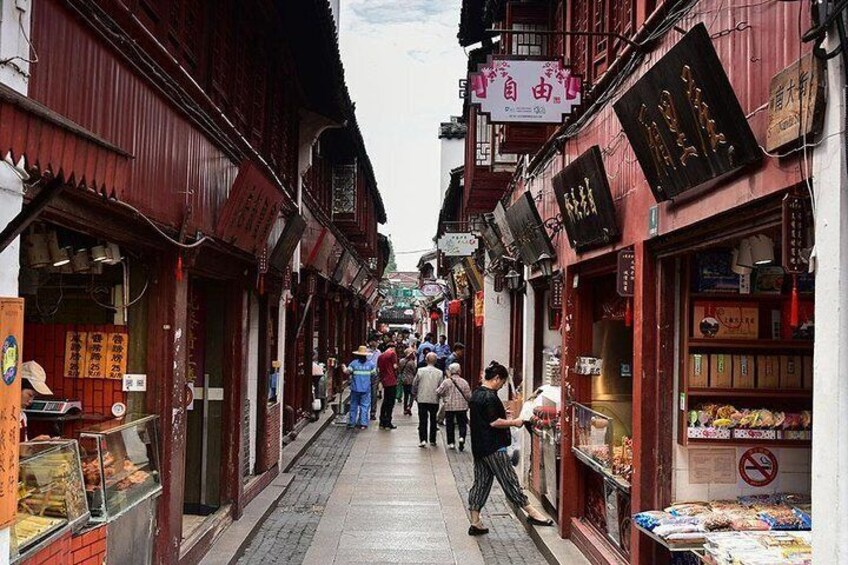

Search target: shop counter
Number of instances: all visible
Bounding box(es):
[11,440,89,563]
[76,414,161,565]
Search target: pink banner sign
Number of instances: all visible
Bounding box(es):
[469,57,581,124]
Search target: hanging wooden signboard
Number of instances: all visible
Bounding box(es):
[269,213,306,272]
[83,332,107,379]
[782,194,811,275]
[216,160,284,254]
[614,24,761,202]
[505,192,556,266]
[617,248,636,297]
[766,53,825,152]
[553,146,620,251]
[105,332,129,380]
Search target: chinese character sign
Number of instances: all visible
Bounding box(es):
[469,58,581,124]
[614,24,761,202]
[0,298,23,528]
[552,146,620,252]
[766,53,825,152]
[64,330,129,380]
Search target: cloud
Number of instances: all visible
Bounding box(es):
[348,0,455,25]
[340,0,467,271]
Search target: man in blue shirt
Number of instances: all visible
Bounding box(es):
[417,333,436,364]
[434,335,451,370]
[342,345,377,429]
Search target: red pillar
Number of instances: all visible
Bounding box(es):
[147,253,189,562]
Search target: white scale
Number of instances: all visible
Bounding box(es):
[25,399,82,415]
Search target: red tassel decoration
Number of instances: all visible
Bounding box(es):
[625,297,633,327]
[790,275,800,328]
[176,254,184,282]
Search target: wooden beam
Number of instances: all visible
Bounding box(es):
[0,177,64,253]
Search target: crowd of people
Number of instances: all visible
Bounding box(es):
[339,330,552,536]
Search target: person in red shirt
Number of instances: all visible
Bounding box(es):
[377,343,399,430]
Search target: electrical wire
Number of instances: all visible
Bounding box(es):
[112,198,209,249]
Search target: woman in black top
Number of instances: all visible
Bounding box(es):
[467,362,553,536]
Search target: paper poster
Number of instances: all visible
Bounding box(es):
[689,448,736,484]
[64,331,87,378]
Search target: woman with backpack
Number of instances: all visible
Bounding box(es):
[436,362,472,451]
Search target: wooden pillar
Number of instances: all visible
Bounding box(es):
[630,241,668,563]
[147,253,189,562]
[221,284,248,519]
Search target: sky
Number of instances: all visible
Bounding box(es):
[338,0,467,272]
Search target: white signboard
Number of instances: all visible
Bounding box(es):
[420,283,444,297]
[438,233,479,257]
[469,58,582,124]
[122,373,147,392]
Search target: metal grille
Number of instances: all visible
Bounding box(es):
[510,23,548,56]
[475,113,492,166]
[332,163,357,215]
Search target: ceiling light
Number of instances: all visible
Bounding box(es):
[750,235,775,266]
[47,231,70,267]
[91,245,108,263]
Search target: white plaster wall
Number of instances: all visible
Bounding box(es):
[0,165,22,296]
[277,292,289,464]
[811,29,848,564]
[0,0,32,94]
[672,445,811,503]
[439,137,464,198]
[247,295,260,475]
[482,275,510,375]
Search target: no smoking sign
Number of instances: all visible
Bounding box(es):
[739,447,779,487]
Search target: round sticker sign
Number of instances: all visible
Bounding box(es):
[739,447,779,487]
[2,335,18,385]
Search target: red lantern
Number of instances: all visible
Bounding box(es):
[448,300,462,316]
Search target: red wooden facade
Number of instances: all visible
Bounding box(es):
[458,0,813,563]
[6,1,387,564]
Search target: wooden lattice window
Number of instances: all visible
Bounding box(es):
[570,0,590,81]
[332,163,357,216]
[475,113,493,167]
[569,0,636,85]
[511,23,548,56]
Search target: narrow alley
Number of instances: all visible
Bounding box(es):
[230,407,587,565]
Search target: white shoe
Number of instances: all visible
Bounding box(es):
[448,444,456,450]
[419,441,427,448]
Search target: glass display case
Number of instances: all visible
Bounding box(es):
[571,402,630,491]
[11,440,89,560]
[79,415,162,522]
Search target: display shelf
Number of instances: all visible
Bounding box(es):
[634,524,704,552]
[572,447,631,494]
[686,437,811,447]
[687,388,812,399]
[687,339,813,351]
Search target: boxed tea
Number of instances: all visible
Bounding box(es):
[757,355,780,389]
[732,355,755,388]
[710,354,733,388]
[693,301,759,339]
[780,355,803,389]
[689,354,709,387]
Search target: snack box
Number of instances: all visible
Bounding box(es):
[688,427,732,440]
[710,354,732,388]
[734,429,777,441]
[757,355,780,389]
[732,355,755,388]
[689,354,709,387]
[693,301,759,339]
[780,356,803,389]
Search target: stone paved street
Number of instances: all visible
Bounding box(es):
[235,404,582,564]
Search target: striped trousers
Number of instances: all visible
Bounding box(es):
[468,450,529,512]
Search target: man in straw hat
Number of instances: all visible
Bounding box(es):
[341,345,377,430]
[20,361,53,442]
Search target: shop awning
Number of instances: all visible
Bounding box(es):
[0,83,131,195]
